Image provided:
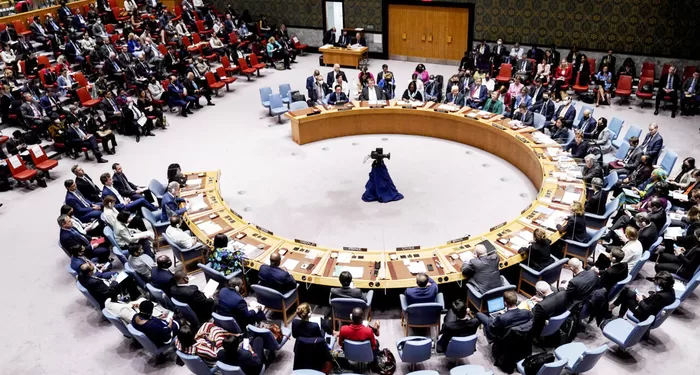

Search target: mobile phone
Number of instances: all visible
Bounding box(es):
[243,338,250,350]
[427,264,434,272]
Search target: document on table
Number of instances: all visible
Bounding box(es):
[437,104,458,111]
[186,179,201,187]
[407,261,427,274]
[531,132,557,145]
[508,235,530,250]
[202,279,220,298]
[336,253,353,264]
[188,194,207,211]
[281,259,300,271]
[459,251,474,263]
[517,230,534,243]
[561,191,581,205]
[664,227,684,240]
[305,249,322,259]
[333,265,364,278]
[539,211,569,231]
[197,221,222,235]
[622,188,640,198]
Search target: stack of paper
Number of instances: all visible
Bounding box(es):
[622,188,640,198]
[664,227,684,240]
[188,194,208,211]
[459,251,474,262]
[336,253,353,264]
[198,221,222,235]
[186,179,201,187]
[407,261,427,274]
[671,191,688,201]
[539,211,570,231]
[202,279,220,298]
[531,132,557,145]
[561,191,581,204]
[437,104,458,111]
[281,259,299,271]
[518,230,534,243]
[305,250,321,259]
[508,236,530,250]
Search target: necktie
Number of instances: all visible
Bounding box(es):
[131,104,141,118]
[74,126,86,139]
[667,75,673,89]
[83,176,97,191]
[111,186,125,203]
[74,42,81,55]
[193,68,200,78]
[690,79,696,93]
[73,191,89,206]
[31,103,40,117]
[110,99,118,112]
[192,80,198,89]
[71,228,88,244]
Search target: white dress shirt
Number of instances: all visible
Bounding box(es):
[165,225,197,248]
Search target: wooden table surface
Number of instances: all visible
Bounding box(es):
[318,46,368,69]
[183,103,586,289]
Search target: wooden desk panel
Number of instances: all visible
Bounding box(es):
[319,46,368,69]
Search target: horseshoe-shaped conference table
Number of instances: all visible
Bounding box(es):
[181,100,586,289]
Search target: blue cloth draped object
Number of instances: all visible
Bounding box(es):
[362,163,404,203]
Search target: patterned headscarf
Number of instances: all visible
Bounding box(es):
[651,168,668,181]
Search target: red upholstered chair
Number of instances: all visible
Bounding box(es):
[13,20,31,36]
[228,32,239,45]
[77,87,101,108]
[105,23,116,34]
[74,71,91,89]
[237,57,257,80]
[37,55,50,69]
[171,6,182,22]
[29,144,58,177]
[196,20,212,36]
[248,54,266,76]
[292,36,308,55]
[572,72,589,95]
[38,69,57,90]
[205,72,225,96]
[495,63,512,84]
[19,60,36,80]
[641,69,655,79]
[157,43,168,55]
[636,76,655,108]
[614,75,632,104]
[112,7,130,22]
[216,67,236,91]
[221,56,238,75]
[642,62,655,73]
[587,58,596,78]
[182,36,200,53]
[6,155,38,188]
[683,66,697,81]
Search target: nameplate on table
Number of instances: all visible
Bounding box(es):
[447,235,471,244]
[515,135,530,144]
[489,222,508,231]
[396,245,421,251]
[490,123,507,130]
[295,239,317,247]
[306,110,322,116]
[343,246,368,251]
[255,225,274,235]
[336,104,353,111]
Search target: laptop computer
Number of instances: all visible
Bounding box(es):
[487,296,506,317]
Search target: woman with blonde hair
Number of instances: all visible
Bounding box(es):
[266,36,290,69]
[556,201,590,243]
[291,302,332,339]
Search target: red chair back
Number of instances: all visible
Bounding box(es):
[637,77,654,94]
[174,6,182,16]
[106,24,115,34]
[683,66,697,81]
[616,75,632,91]
[6,155,28,176]
[216,66,227,78]
[661,64,672,78]
[192,33,202,44]
[196,20,207,32]
[38,69,47,85]
[249,54,261,66]
[642,62,655,72]
[182,36,192,47]
[12,20,27,33]
[74,71,88,87]
[497,63,512,78]
[221,55,231,68]
[641,69,655,79]
[587,58,596,72]
[77,87,92,104]
[238,57,250,69]
[228,32,238,44]
[0,23,6,32]
[19,60,26,75]
[161,79,170,90]
[157,43,167,55]
[38,55,50,68]
[110,33,120,44]
[205,72,217,85]
[29,144,48,165]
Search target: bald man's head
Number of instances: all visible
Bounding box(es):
[270,253,281,267]
[475,244,487,257]
[535,281,552,296]
[567,258,583,273]
[351,307,364,324]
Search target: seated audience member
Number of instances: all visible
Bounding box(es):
[681,70,699,116]
[292,302,332,339]
[612,271,676,319]
[70,165,102,203]
[556,201,590,244]
[165,215,198,248]
[444,85,464,106]
[60,204,101,237]
[59,214,110,262]
[65,119,108,163]
[327,64,347,84]
[338,307,380,354]
[589,117,612,154]
[176,322,229,366]
[78,263,140,307]
[530,92,555,121]
[585,177,606,215]
[529,78,545,104]
[582,154,603,185]
[327,84,349,105]
[216,277,266,327]
[436,300,480,353]
[401,81,423,102]
[170,270,215,323]
[520,228,554,271]
[461,244,502,293]
[112,163,151,202]
[640,123,664,164]
[360,77,386,101]
[69,244,115,279]
[101,173,157,212]
[114,211,155,257]
[127,243,154,281]
[594,65,613,106]
[572,54,590,86]
[482,91,503,114]
[514,55,533,83]
[655,66,680,118]
[465,78,488,108]
[132,300,180,346]
[217,334,265,375]
[530,281,567,337]
[562,258,598,306]
[655,229,700,281]
[309,75,330,105]
[104,296,163,324]
[593,248,628,292]
[668,157,697,191]
[161,181,188,221]
[565,131,588,159]
[576,109,597,139]
[550,117,570,144]
[595,226,642,271]
[258,252,297,293]
[512,103,534,126]
[405,273,438,305]
[551,60,572,101]
[152,255,176,293]
[209,234,243,276]
[476,291,532,342]
[330,270,365,300]
[378,72,396,99]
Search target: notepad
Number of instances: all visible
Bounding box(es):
[561,191,581,205]
[202,279,219,298]
[188,194,207,211]
[664,227,684,240]
[186,179,201,187]
[115,271,129,283]
[336,253,353,264]
[622,188,640,198]
[281,259,299,271]
[198,221,222,235]
[407,261,427,274]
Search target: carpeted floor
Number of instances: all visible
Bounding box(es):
[0,54,698,375]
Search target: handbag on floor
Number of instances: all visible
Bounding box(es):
[259,321,283,343]
[522,352,555,375]
[372,348,396,375]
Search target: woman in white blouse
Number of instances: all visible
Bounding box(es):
[176,19,191,38]
[535,61,551,83]
[620,226,643,272]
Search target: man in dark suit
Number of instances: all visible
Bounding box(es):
[547,97,576,129]
[594,248,628,292]
[405,273,438,305]
[514,55,533,82]
[513,103,534,127]
[20,93,51,134]
[103,54,127,89]
[64,38,84,64]
[461,244,502,293]
[151,255,176,293]
[65,120,108,163]
[322,27,336,45]
[327,85,349,105]
[563,258,598,306]
[636,212,659,251]
[681,71,699,116]
[326,64,347,85]
[59,214,110,262]
[576,109,597,139]
[582,154,604,185]
[465,78,488,108]
[112,163,151,202]
[64,179,104,222]
[183,72,214,107]
[531,281,568,337]
[491,39,508,70]
[584,177,606,215]
[436,300,480,353]
[258,253,297,293]
[444,85,465,106]
[529,79,545,105]
[336,31,351,47]
[647,199,667,231]
[305,70,321,100]
[101,173,156,212]
[78,263,140,308]
[640,123,664,164]
[655,66,681,117]
[170,270,215,323]
[599,50,616,78]
[71,9,89,31]
[527,45,544,64]
[330,271,365,300]
[360,78,386,101]
[350,32,366,46]
[476,291,533,342]
[217,277,267,328]
[71,165,102,203]
[531,92,555,121]
[161,181,187,221]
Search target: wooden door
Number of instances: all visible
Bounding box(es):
[388,4,469,61]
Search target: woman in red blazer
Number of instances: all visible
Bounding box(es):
[551,59,572,101]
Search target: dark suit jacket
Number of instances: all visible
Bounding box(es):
[531,291,568,336]
[326,70,347,84]
[461,253,502,293]
[322,29,336,45]
[524,239,554,271]
[65,191,98,219]
[292,319,327,339]
[327,92,348,105]
[350,37,366,46]
[78,275,117,307]
[444,92,465,105]
[598,262,628,291]
[60,227,90,251]
[515,59,533,74]
[330,286,365,301]
[169,284,214,323]
[648,210,667,233]
[585,189,606,215]
[360,86,386,101]
[489,308,533,339]
[161,192,186,221]
[258,264,297,293]
[467,84,488,103]
[638,223,659,251]
[513,110,534,126]
[559,214,590,243]
[436,312,480,353]
[529,86,545,104]
[683,77,698,92]
[76,175,102,203]
[217,287,266,328]
[151,268,175,293]
[640,133,664,164]
[582,163,603,185]
[658,73,681,92]
[554,105,576,128]
[64,41,82,61]
[578,117,597,139]
[113,172,138,197]
[633,290,676,321]
[405,276,438,305]
[565,269,598,305]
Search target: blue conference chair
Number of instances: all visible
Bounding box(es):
[269,93,289,123]
[343,339,374,370]
[649,236,664,256]
[627,298,680,336]
[176,351,216,375]
[103,226,128,265]
[172,297,200,327]
[443,334,478,362]
[554,342,607,373]
[601,170,619,196]
[563,227,605,267]
[450,364,494,375]
[162,231,205,270]
[146,283,175,310]
[148,179,166,202]
[603,141,629,164]
[541,310,571,338]
[141,207,170,250]
[396,336,432,370]
[76,280,102,310]
[628,251,651,280]
[212,312,242,333]
[289,101,308,111]
[399,293,445,335]
[574,105,595,125]
[251,284,299,326]
[102,308,133,338]
[197,262,241,285]
[467,275,514,313]
[584,196,621,229]
[216,361,265,375]
[127,324,174,362]
[516,358,567,375]
[259,87,272,114]
[67,263,78,278]
[124,262,148,291]
[247,324,291,358]
[607,117,624,140]
[609,274,633,301]
[612,125,642,149]
[659,150,678,174]
[279,83,292,107]
[676,271,700,302]
[518,256,568,297]
[602,315,655,351]
[533,113,546,130]
[330,290,374,330]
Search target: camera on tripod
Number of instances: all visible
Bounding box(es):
[370,147,390,161]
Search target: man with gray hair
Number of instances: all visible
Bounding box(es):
[582,153,603,185]
[461,244,502,293]
[20,92,51,132]
[584,176,605,215]
[531,280,567,337]
[576,108,596,139]
[562,258,598,307]
[160,181,187,221]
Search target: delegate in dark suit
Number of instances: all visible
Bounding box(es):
[113,172,146,201]
[360,86,386,101]
[479,308,532,341]
[552,104,576,128]
[65,190,102,222]
[598,262,628,292]
[169,284,214,323]
[326,71,347,85]
[435,310,480,353]
[151,268,175,293]
[405,276,438,305]
[523,239,554,271]
[640,132,663,165]
[531,99,555,121]
[565,269,598,306]
[584,189,606,215]
[444,92,465,106]
[60,227,110,262]
[75,174,102,203]
[465,84,488,108]
[513,109,534,127]
[77,274,119,308]
[461,252,502,293]
[330,286,365,301]
[531,291,568,337]
[216,287,266,328]
[327,92,348,105]
[655,71,681,114]
[577,116,597,139]
[64,41,84,64]
[258,264,297,293]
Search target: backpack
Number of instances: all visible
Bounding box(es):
[372,348,396,375]
[259,321,283,343]
[522,352,556,375]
